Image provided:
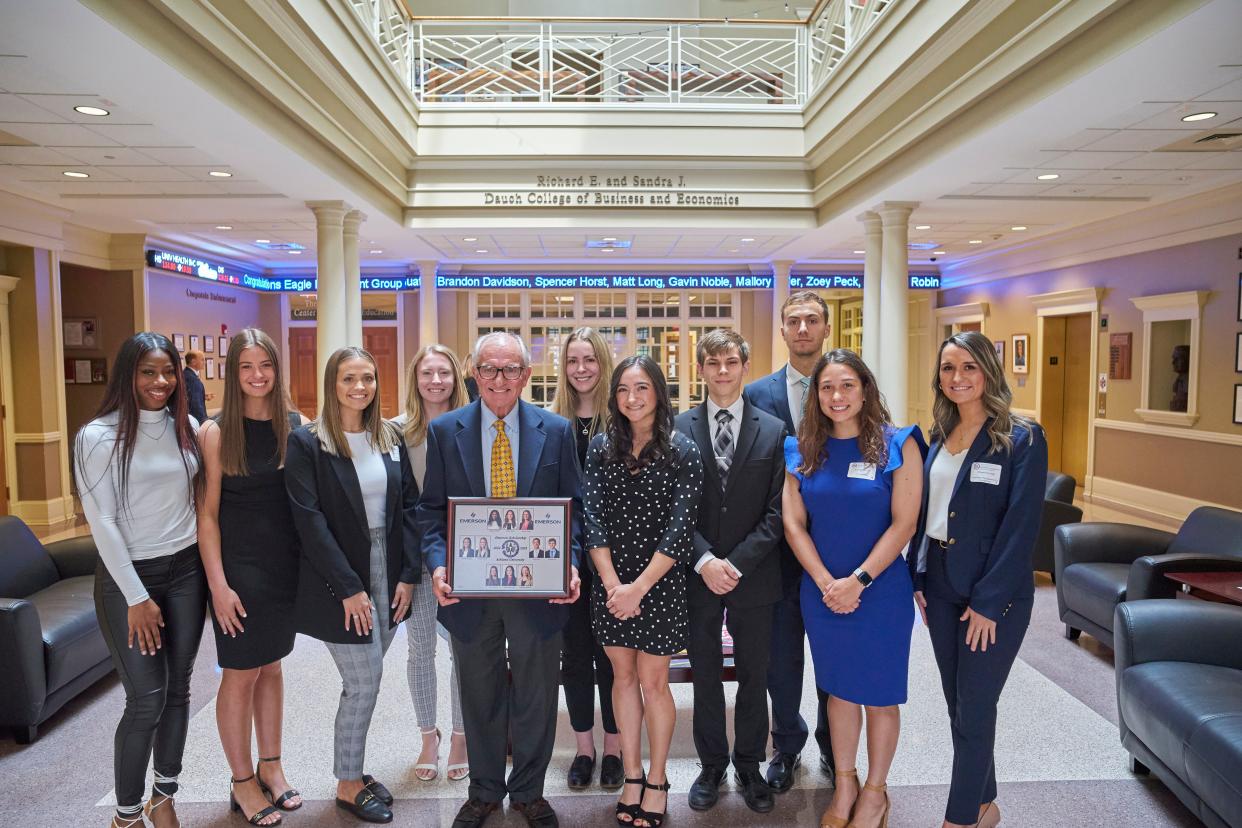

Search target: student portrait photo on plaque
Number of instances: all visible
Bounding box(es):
[446,497,571,597]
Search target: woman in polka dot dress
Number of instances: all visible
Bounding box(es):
[584,355,704,828]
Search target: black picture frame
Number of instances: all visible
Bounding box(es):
[446,497,571,598]
[1236,332,1242,374]
[1237,272,1242,321]
[1235,384,1242,426]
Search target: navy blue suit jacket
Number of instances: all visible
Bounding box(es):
[743,366,796,436]
[184,367,207,424]
[908,420,1047,621]
[418,399,583,641]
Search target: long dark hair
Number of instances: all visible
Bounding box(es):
[74,331,202,509]
[604,355,675,472]
[797,349,892,475]
[218,328,290,475]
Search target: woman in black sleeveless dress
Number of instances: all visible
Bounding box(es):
[198,329,302,826]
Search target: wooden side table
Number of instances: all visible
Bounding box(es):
[1164,571,1242,607]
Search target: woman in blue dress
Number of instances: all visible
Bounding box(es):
[783,349,925,828]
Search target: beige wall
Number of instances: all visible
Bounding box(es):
[1094,428,1242,510]
[61,263,136,439]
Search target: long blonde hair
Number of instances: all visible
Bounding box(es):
[313,346,399,458]
[400,344,468,447]
[218,329,290,476]
[550,327,613,441]
[930,331,1034,454]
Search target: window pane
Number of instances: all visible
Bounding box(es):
[477,292,521,318]
[583,292,626,319]
[530,293,576,319]
[529,325,576,406]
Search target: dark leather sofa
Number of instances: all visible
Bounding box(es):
[1032,471,1082,581]
[1055,506,1242,648]
[0,516,111,743]
[1115,600,1242,828]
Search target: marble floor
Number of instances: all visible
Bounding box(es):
[6,502,1203,826]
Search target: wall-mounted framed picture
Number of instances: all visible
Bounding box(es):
[62,317,98,349]
[993,339,1005,366]
[219,359,226,381]
[173,333,186,352]
[203,335,214,353]
[1236,332,1242,374]
[1234,384,1242,426]
[189,334,200,352]
[1236,273,1242,321]
[219,336,229,356]
[1012,333,1030,375]
[205,357,215,380]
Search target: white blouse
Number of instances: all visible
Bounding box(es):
[344,431,389,530]
[925,446,969,542]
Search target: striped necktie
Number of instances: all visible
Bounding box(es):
[490,421,516,498]
[714,409,734,492]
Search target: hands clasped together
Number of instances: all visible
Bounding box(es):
[817,574,864,615]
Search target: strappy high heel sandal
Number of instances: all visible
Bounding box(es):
[821,768,858,828]
[256,755,302,811]
[110,811,145,828]
[976,802,1001,828]
[145,787,182,828]
[846,781,890,828]
[230,775,282,825]
[446,729,470,781]
[414,728,441,781]
[615,771,646,826]
[634,778,670,828]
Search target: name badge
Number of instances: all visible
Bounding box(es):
[847,462,876,481]
[389,446,400,462]
[970,462,1002,485]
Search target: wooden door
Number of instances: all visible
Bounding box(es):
[1061,314,1092,485]
[1040,316,1068,476]
[363,326,399,419]
[289,328,318,418]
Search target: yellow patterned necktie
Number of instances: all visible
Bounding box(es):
[490,420,516,498]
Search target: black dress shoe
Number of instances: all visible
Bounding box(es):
[451,798,500,828]
[362,774,393,805]
[734,769,775,814]
[764,752,801,793]
[600,754,625,790]
[336,788,393,823]
[819,754,836,786]
[567,753,596,790]
[687,765,726,811]
[511,797,559,828]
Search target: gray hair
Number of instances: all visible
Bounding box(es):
[473,331,531,368]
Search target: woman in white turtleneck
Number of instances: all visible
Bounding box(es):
[75,332,205,828]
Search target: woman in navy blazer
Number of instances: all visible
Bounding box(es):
[285,346,421,824]
[908,331,1047,828]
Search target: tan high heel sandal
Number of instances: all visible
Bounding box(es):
[846,781,889,828]
[976,801,1001,828]
[821,768,858,828]
[144,790,181,828]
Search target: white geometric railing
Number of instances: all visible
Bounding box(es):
[347,0,897,109]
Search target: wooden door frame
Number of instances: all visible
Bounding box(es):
[0,275,18,514]
[1031,289,1103,498]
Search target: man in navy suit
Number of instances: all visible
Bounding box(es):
[420,332,582,828]
[742,290,835,792]
[182,349,208,423]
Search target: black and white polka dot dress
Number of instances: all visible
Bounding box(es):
[583,431,703,656]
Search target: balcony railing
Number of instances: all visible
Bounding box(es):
[349,0,895,109]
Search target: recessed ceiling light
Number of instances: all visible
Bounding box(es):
[1036,173,1059,181]
[740,237,755,242]
[288,250,301,255]
[463,237,478,242]
[602,237,617,242]
[915,224,931,230]
[74,105,109,117]
[728,249,739,253]
[208,170,232,178]
[475,249,488,253]
[933,250,946,255]
[601,248,614,252]
[968,239,983,244]
[369,249,383,254]
[1010,225,1027,231]
[215,225,233,230]
[1181,111,1216,122]
[255,239,270,244]
[62,170,89,178]
[853,250,866,254]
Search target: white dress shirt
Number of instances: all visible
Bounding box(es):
[694,396,745,578]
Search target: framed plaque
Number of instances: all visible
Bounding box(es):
[447,497,571,598]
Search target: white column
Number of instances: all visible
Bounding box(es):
[858,211,882,366]
[342,210,365,346]
[770,260,792,372]
[307,200,349,386]
[877,201,918,423]
[415,260,439,347]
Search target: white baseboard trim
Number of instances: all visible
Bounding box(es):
[1094,417,1242,448]
[1085,475,1234,525]
[11,496,75,528]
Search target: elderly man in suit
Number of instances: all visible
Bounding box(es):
[675,329,785,815]
[742,290,836,792]
[420,331,582,828]
[183,349,208,423]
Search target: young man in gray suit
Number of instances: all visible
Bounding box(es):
[675,329,785,814]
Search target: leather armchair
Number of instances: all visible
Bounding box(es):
[0,517,112,743]
[1114,600,1242,828]
[1032,471,1082,580]
[1056,506,1242,649]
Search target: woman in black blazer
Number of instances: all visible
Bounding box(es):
[908,331,1047,828]
[285,346,421,824]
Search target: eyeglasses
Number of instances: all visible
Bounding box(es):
[477,363,525,380]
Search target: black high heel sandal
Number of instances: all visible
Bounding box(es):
[635,779,671,828]
[255,755,302,811]
[615,772,646,826]
[230,775,282,825]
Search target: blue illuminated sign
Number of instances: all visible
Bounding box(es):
[789,273,939,290]
[435,274,773,290]
[146,249,420,292]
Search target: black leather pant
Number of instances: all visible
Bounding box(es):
[95,545,206,809]
[561,564,617,735]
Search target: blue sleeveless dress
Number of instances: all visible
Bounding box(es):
[784,425,926,706]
